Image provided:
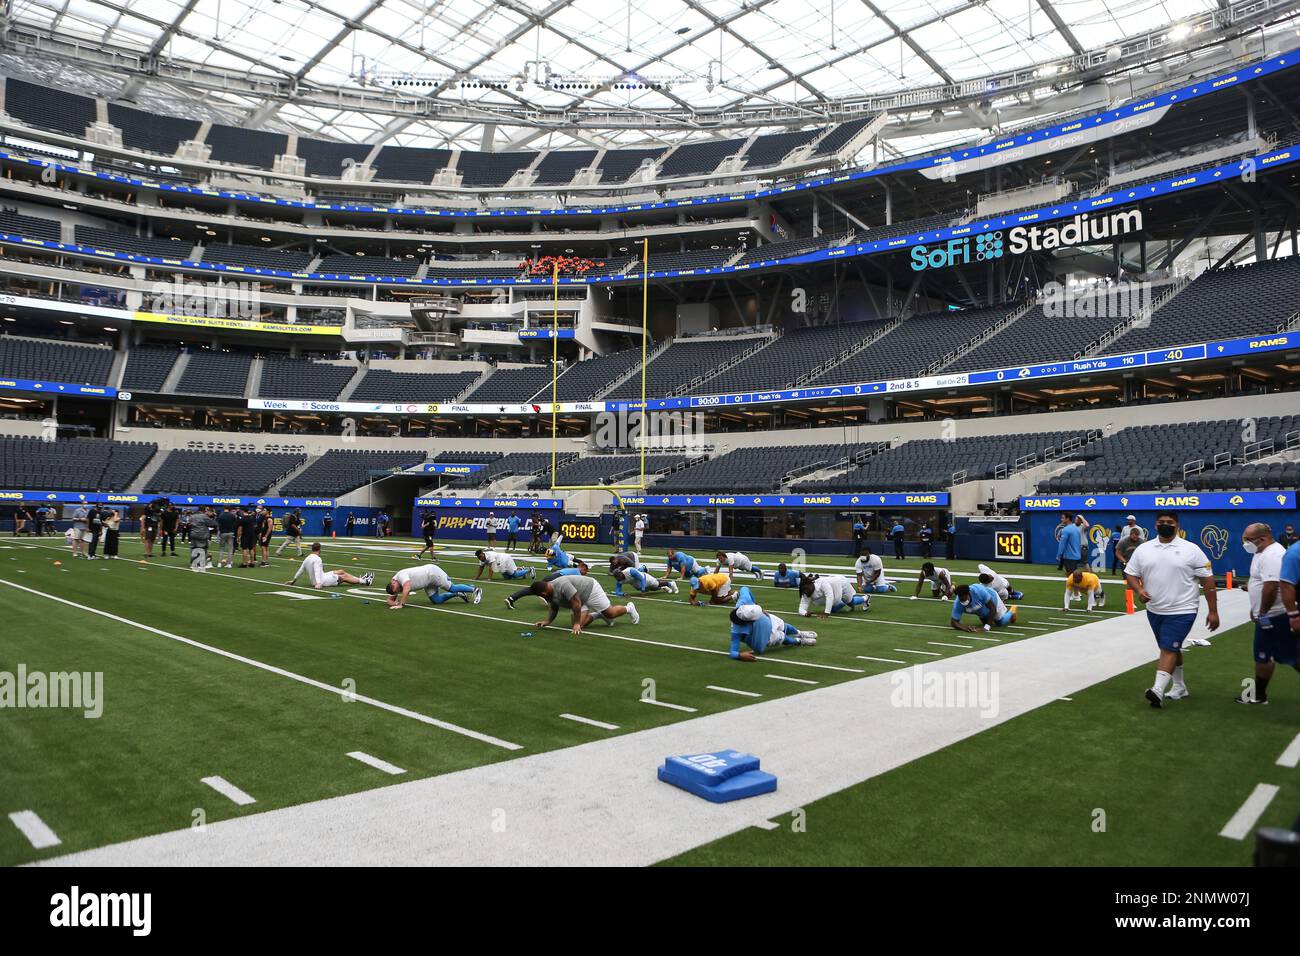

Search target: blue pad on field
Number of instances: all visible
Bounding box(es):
[657,749,777,803]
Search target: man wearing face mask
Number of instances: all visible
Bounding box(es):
[1240,523,1297,704]
[1122,511,1219,708]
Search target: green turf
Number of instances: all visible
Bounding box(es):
[1,532,1272,866]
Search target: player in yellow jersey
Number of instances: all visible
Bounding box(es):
[689,571,737,607]
[1064,568,1106,612]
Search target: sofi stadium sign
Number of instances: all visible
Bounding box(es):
[910,209,1143,271]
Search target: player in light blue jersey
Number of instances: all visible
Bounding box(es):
[728,586,817,661]
[614,565,679,595]
[772,563,802,588]
[951,582,1018,632]
[546,543,573,571]
[664,548,700,580]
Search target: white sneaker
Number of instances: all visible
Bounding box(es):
[472,587,483,605]
[626,601,639,624]
[799,633,817,646]
[361,573,374,585]
[667,580,679,594]
[1166,684,1189,700]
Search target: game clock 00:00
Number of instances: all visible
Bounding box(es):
[994,530,1026,560]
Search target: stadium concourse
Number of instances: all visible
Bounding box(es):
[2,0,1300,886]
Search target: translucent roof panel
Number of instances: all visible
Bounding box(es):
[7,0,1239,151]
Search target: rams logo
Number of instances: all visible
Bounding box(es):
[1229,495,1244,506]
[1199,525,1229,560]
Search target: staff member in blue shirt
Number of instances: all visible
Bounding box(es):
[891,520,906,560]
[1267,530,1300,703]
[851,516,866,557]
[1056,514,1084,574]
[505,513,521,552]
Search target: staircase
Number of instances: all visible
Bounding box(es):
[595,337,675,400]
[126,446,171,494]
[1079,275,1191,358]
[791,316,902,387]
[268,454,318,496]
[672,331,779,396]
[929,298,1038,374]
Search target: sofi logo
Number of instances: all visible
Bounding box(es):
[910,231,1003,271]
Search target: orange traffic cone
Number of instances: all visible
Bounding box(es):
[1125,589,1135,614]
[1224,570,1233,589]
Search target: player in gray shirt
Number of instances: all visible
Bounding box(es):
[528,574,639,633]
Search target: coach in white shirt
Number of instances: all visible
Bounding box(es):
[1122,510,1219,708]
[1239,523,1296,704]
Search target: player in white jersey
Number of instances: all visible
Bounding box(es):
[286,542,372,589]
[854,547,896,592]
[385,563,482,610]
[474,548,534,581]
[798,574,869,618]
[714,550,764,579]
[977,563,1024,602]
[911,562,955,600]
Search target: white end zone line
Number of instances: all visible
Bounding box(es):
[560,713,620,731]
[347,752,407,776]
[8,811,60,849]
[0,577,522,752]
[1219,783,1280,840]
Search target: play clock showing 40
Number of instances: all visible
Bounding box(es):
[994,531,1026,560]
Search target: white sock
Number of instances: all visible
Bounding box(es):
[1172,665,1185,688]
[1153,670,1173,694]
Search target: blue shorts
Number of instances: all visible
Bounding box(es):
[1146,611,1197,652]
[1253,613,1299,666]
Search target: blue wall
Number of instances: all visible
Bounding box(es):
[1026,508,1300,574]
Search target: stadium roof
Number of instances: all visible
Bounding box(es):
[4,0,1299,154]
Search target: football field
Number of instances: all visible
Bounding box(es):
[1,534,1296,866]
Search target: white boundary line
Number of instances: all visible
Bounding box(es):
[0,576,522,751]
[201,776,257,806]
[1218,783,1280,840]
[8,811,60,849]
[347,752,407,776]
[559,713,619,731]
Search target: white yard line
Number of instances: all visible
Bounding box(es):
[857,656,905,664]
[1218,783,1280,840]
[706,685,762,698]
[1276,731,1300,769]
[560,713,620,731]
[200,776,257,806]
[347,752,407,776]
[928,641,974,649]
[894,648,942,657]
[0,577,522,751]
[639,698,697,713]
[764,674,817,685]
[8,811,60,850]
